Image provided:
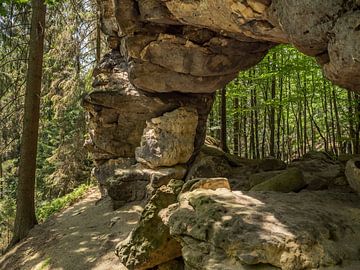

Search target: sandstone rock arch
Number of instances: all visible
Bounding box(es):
[82,1,360,269]
[99,0,360,93]
[86,0,360,203]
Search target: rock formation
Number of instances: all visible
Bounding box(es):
[82,0,360,269]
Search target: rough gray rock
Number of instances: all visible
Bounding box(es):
[163,189,360,270]
[249,170,285,188]
[106,164,186,208]
[116,180,184,270]
[250,168,305,192]
[345,158,360,193]
[289,151,345,191]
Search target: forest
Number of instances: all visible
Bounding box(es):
[0,0,360,265]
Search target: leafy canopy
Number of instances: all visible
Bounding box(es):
[0,0,58,16]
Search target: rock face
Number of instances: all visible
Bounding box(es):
[136,107,198,168]
[289,151,345,191]
[97,0,360,93]
[116,180,184,270]
[345,158,360,193]
[106,164,187,209]
[82,50,213,206]
[85,1,360,269]
[163,189,360,270]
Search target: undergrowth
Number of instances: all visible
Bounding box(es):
[36,184,93,223]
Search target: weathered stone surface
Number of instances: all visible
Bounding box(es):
[289,151,345,190]
[116,180,184,270]
[97,0,360,95]
[323,10,360,92]
[129,60,239,94]
[257,157,287,172]
[136,107,198,168]
[106,163,186,208]
[156,258,184,270]
[249,170,284,188]
[269,0,343,56]
[187,145,263,191]
[163,189,360,270]
[181,178,231,194]
[345,158,360,193]
[83,51,214,162]
[250,168,305,192]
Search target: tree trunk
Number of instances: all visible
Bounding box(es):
[348,91,355,154]
[269,53,276,157]
[233,96,240,155]
[96,2,101,64]
[9,0,46,247]
[332,86,342,154]
[220,87,229,152]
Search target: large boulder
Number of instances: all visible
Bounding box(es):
[106,164,186,209]
[250,168,305,192]
[163,188,360,270]
[116,180,184,270]
[289,151,345,191]
[135,107,198,168]
[345,158,360,194]
[249,170,285,188]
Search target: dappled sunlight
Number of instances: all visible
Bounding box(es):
[0,189,141,270]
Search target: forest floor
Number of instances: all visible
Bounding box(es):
[0,187,144,270]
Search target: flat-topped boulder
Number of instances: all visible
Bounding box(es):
[163,189,360,270]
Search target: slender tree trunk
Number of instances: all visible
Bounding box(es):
[9,0,46,248]
[261,86,268,158]
[348,91,355,154]
[96,1,102,64]
[220,87,229,152]
[355,94,360,154]
[269,53,276,157]
[243,96,248,158]
[323,80,330,153]
[276,73,283,159]
[303,79,308,154]
[253,87,260,159]
[233,96,240,155]
[332,86,342,154]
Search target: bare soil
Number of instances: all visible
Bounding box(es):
[0,187,143,270]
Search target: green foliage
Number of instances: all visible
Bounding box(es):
[1,0,99,251]
[210,45,357,160]
[36,184,93,223]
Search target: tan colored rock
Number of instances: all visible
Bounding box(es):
[345,158,360,193]
[163,189,360,270]
[181,178,231,194]
[129,61,238,93]
[190,178,231,192]
[136,107,198,168]
[83,51,214,161]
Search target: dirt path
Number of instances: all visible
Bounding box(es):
[0,187,143,270]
